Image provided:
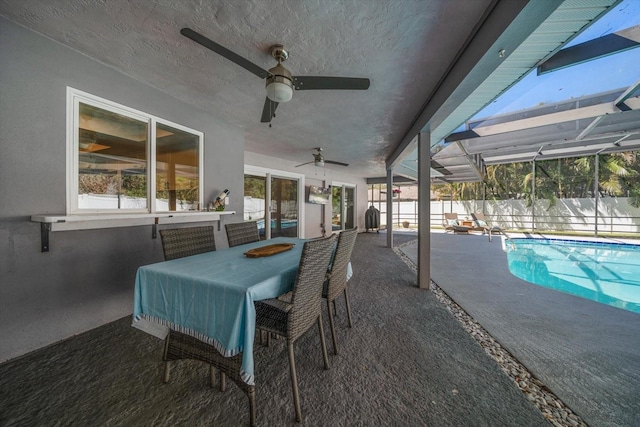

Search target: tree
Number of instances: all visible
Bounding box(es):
[430,151,640,207]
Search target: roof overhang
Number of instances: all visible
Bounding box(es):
[390,0,622,182]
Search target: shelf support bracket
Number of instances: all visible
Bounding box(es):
[41,222,51,252]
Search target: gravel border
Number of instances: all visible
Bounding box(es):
[394,242,588,427]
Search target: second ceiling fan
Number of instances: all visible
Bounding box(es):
[295,147,348,168]
[180,28,371,124]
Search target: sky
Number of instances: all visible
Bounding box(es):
[472,0,640,120]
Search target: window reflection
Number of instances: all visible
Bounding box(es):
[155,123,200,212]
[78,103,148,210]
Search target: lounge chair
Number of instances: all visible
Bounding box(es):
[443,213,472,234]
[471,212,501,236]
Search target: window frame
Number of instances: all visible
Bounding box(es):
[66,87,203,215]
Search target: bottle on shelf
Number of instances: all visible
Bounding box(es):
[213,189,230,211]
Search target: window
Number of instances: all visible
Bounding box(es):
[332,182,356,231]
[244,166,305,239]
[68,88,202,214]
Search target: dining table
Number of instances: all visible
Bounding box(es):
[132,236,337,385]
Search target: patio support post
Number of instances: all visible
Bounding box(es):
[386,168,393,248]
[595,153,599,237]
[531,160,536,232]
[418,131,431,289]
[265,173,272,240]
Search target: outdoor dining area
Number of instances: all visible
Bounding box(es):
[0,230,551,426]
[133,222,359,425]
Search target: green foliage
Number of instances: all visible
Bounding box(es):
[244,176,266,199]
[431,150,640,208]
[121,175,147,198]
[156,174,198,202]
[79,173,147,198]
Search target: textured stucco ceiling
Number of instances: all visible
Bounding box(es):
[0,0,494,178]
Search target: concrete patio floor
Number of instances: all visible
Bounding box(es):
[398,230,640,427]
[0,231,550,426]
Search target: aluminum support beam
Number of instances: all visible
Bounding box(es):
[386,169,393,248]
[418,131,431,289]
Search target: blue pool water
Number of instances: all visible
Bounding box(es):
[506,238,640,313]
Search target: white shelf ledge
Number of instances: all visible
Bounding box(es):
[31,211,235,252]
[31,211,235,231]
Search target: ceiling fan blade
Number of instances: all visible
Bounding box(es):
[325,160,349,167]
[295,161,314,167]
[292,76,370,91]
[180,28,270,79]
[260,97,279,123]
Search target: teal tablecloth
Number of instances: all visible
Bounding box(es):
[133,237,306,385]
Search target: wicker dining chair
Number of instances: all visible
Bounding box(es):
[323,228,358,355]
[159,226,216,260]
[162,330,255,425]
[254,234,336,422]
[225,221,260,247]
[158,227,255,425]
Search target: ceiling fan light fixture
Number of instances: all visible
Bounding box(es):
[315,159,325,167]
[266,77,293,103]
[266,62,293,103]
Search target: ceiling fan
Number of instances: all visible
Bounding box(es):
[180,28,370,124]
[295,147,348,168]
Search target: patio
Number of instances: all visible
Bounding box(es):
[0,232,549,426]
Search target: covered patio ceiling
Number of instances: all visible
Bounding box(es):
[1,0,625,180]
[429,81,640,183]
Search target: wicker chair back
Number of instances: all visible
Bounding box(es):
[159,226,216,260]
[287,235,336,341]
[324,228,358,301]
[225,221,260,247]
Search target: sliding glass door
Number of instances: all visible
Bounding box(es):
[244,166,304,239]
[332,183,356,231]
[270,177,298,238]
[244,174,267,239]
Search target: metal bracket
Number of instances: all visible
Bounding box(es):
[41,222,51,252]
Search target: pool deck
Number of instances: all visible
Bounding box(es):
[399,230,640,427]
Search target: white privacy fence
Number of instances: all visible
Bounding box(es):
[370,197,640,235]
[78,194,196,211]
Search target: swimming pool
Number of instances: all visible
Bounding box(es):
[506,238,640,314]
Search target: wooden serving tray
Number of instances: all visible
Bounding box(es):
[244,243,295,258]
